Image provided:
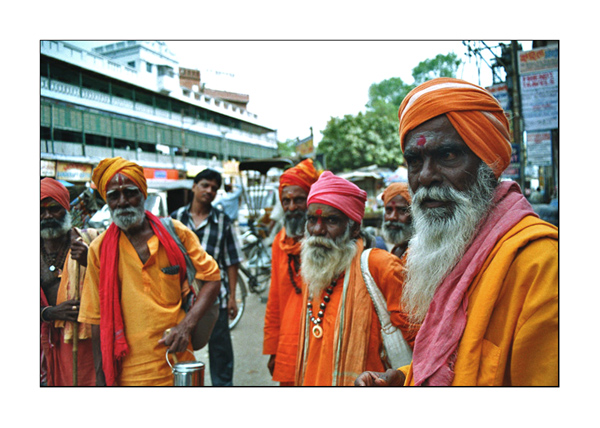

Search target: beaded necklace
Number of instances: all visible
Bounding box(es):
[287,254,302,294]
[307,274,341,339]
[41,234,70,277]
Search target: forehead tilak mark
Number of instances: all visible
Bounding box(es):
[417,135,427,147]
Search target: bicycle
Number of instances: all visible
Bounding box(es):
[228,220,272,329]
[228,157,295,330]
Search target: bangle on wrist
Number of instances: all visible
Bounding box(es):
[40,306,51,322]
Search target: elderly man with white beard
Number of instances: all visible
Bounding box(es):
[294,171,418,386]
[263,159,321,386]
[78,157,221,386]
[380,182,414,260]
[40,178,98,386]
[355,77,558,387]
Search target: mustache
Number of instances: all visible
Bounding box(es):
[384,220,406,228]
[411,186,469,206]
[112,207,140,216]
[40,218,62,229]
[304,235,337,250]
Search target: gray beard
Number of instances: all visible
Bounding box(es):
[40,211,72,239]
[402,164,497,324]
[300,224,357,298]
[110,202,146,231]
[284,210,307,238]
[382,220,414,246]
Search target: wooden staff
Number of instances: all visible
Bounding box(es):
[72,260,80,386]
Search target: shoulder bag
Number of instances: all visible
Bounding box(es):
[360,248,413,369]
[161,217,219,351]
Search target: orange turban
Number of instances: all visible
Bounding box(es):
[92,157,148,200]
[382,182,411,206]
[398,77,512,178]
[279,158,321,198]
[40,177,70,211]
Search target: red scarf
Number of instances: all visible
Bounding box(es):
[98,211,186,386]
[412,181,537,386]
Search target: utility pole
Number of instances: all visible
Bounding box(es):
[509,41,525,190]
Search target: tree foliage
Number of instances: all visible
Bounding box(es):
[317,52,462,172]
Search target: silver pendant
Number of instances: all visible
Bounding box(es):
[49,265,56,272]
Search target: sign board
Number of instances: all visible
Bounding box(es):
[223,160,240,176]
[143,168,179,180]
[41,160,56,177]
[518,46,559,74]
[526,131,552,166]
[502,143,521,180]
[518,46,558,132]
[486,83,510,111]
[56,162,93,182]
[295,135,314,157]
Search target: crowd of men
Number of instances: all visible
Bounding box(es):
[40,77,558,387]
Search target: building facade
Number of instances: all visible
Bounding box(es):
[40,40,278,184]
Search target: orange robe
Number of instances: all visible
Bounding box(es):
[79,219,220,386]
[263,228,305,384]
[296,238,417,386]
[401,216,558,386]
[41,228,98,386]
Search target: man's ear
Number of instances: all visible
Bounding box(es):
[351,221,362,239]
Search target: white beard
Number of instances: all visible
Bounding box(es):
[110,201,146,231]
[382,219,414,246]
[300,223,357,298]
[40,211,72,239]
[402,164,497,324]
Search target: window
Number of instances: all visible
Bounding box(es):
[128,61,135,68]
[146,62,153,73]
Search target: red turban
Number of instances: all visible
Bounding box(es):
[382,182,411,206]
[398,77,512,178]
[92,157,148,200]
[40,177,70,211]
[279,158,321,198]
[307,171,367,223]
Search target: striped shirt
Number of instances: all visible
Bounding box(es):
[170,204,244,307]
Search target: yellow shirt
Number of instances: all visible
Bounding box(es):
[79,219,220,386]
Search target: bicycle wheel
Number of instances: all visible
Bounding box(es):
[243,240,271,293]
[229,272,248,330]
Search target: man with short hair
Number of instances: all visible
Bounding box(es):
[380,182,413,259]
[78,157,221,386]
[40,178,98,386]
[263,159,320,386]
[171,168,243,386]
[355,77,558,387]
[295,171,418,386]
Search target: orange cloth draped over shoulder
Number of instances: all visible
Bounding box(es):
[382,182,411,205]
[262,229,305,383]
[278,158,321,198]
[295,239,418,386]
[398,77,512,178]
[400,216,558,385]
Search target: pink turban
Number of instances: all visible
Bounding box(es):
[398,77,512,178]
[40,177,70,211]
[307,171,367,223]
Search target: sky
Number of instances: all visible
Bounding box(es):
[67,40,532,145]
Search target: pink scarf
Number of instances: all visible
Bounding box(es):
[99,211,186,386]
[412,181,537,386]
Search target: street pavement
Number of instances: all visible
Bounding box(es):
[194,290,277,387]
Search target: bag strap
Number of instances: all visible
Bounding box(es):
[160,217,197,287]
[360,248,394,332]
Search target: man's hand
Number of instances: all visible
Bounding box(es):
[267,354,276,376]
[45,299,80,322]
[354,369,406,386]
[70,229,89,267]
[158,326,191,353]
[228,296,238,320]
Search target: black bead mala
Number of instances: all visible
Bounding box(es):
[287,254,302,295]
[307,275,340,339]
